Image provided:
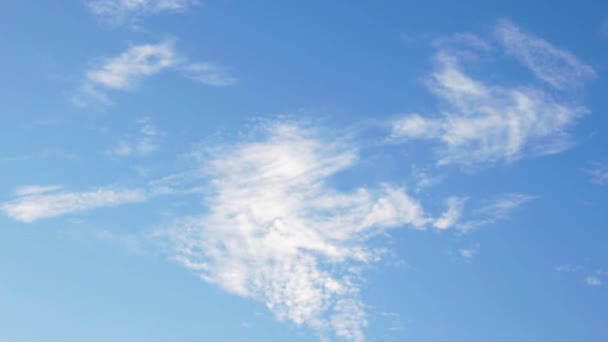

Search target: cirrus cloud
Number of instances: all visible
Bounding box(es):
[392,21,593,167]
[74,40,237,107]
[156,122,461,340]
[2,186,148,223]
[87,0,199,26]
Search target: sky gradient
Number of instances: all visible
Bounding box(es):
[1,1,608,341]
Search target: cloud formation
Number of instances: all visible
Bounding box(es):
[392,21,592,167]
[180,63,238,87]
[74,40,236,106]
[587,163,608,185]
[158,122,459,340]
[107,117,163,158]
[2,186,148,223]
[458,193,535,232]
[87,0,198,25]
[459,244,479,262]
[495,20,596,90]
[585,275,603,287]
[87,41,177,90]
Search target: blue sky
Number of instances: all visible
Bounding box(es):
[1,1,608,341]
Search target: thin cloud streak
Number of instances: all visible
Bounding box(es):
[87,0,199,26]
[2,186,148,223]
[495,19,596,90]
[458,193,536,232]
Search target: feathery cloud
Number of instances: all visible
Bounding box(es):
[555,264,579,273]
[87,41,177,90]
[13,185,63,197]
[107,117,164,158]
[87,0,198,25]
[392,21,591,167]
[585,275,603,287]
[180,63,238,87]
[433,197,465,229]
[458,193,535,232]
[587,163,608,185]
[459,244,479,262]
[74,40,236,107]
[495,20,596,90]
[2,186,148,223]
[156,122,459,340]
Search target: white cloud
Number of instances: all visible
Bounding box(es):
[585,275,603,287]
[555,265,608,288]
[587,163,608,185]
[476,193,536,219]
[409,167,443,193]
[107,117,163,158]
[555,264,579,273]
[458,193,535,232]
[156,122,458,340]
[181,63,238,87]
[2,186,148,223]
[459,244,479,262]
[495,20,596,90]
[391,114,442,140]
[433,196,465,229]
[87,41,178,90]
[75,40,236,107]
[87,0,198,25]
[392,22,590,167]
[14,185,63,197]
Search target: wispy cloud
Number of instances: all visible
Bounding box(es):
[87,0,198,26]
[180,63,238,87]
[13,185,63,197]
[458,193,535,232]
[459,244,479,262]
[2,186,148,223]
[107,117,164,158]
[156,122,459,340]
[556,264,608,288]
[585,275,603,287]
[410,168,443,193]
[587,163,608,185]
[74,40,236,107]
[86,41,177,90]
[476,193,536,219]
[433,197,466,229]
[495,20,596,90]
[391,21,592,167]
[555,263,579,273]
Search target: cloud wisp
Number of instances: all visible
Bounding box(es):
[458,193,536,232]
[555,263,607,288]
[459,244,479,262]
[74,40,236,107]
[495,20,596,90]
[156,122,460,341]
[585,275,603,287]
[87,0,198,26]
[587,162,608,186]
[2,186,148,223]
[391,21,593,167]
[107,117,164,158]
